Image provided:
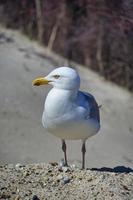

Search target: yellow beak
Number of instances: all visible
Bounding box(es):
[32,77,49,86]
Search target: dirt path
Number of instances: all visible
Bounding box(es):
[0,26,133,169]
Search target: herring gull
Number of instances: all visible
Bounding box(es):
[32,67,100,169]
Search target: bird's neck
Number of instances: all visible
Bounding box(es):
[44,88,77,118]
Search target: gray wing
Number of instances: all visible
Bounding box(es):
[78,91,100,123]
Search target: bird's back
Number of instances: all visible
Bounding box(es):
[78,91,100,123]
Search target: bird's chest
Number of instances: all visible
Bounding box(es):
[44,89,74,118]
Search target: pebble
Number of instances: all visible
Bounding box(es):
[15,163,23,170]
[71,164,76,169]
[61,176,71,185]
[32,195,40,200]
[59,159,65,167]
[15,195,20,200]
[49,161,58,166]
[57,174,64,181]
[62,166,70,172]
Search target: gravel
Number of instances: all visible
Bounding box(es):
[0,163,133,200]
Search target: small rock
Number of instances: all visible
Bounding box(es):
[32,195,40,200]
[61,176,71,184]
[15,163,23,170]
[87,177,93,182]
[62,166,70,172]
[58,167,63,172]
[17,188,20,193]
[15,195,20,200]
[22,170,30,178]
[59,159,65,167]
[57,174,64,181]
[70,164,79,171]
[1,186,7,190]
[71,164,76,169]
[48,169,52,174]
[49,161,58,166]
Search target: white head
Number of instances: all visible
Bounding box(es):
[32,67,80,90]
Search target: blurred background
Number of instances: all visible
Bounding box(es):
[0,0,133,169]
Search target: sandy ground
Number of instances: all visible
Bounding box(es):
[0,26,133,169]
[0,163,133,200]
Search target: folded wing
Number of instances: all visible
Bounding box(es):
[78,91,100,123]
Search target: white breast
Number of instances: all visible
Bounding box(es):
[42,88,100,140]
[44,88,75,118]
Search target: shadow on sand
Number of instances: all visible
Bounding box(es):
[90,166,133,173]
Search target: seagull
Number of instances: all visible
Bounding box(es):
[32,67,100,169]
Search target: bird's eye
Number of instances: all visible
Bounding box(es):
[53,75,60,79]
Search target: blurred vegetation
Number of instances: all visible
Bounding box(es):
[0,0,133,91]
